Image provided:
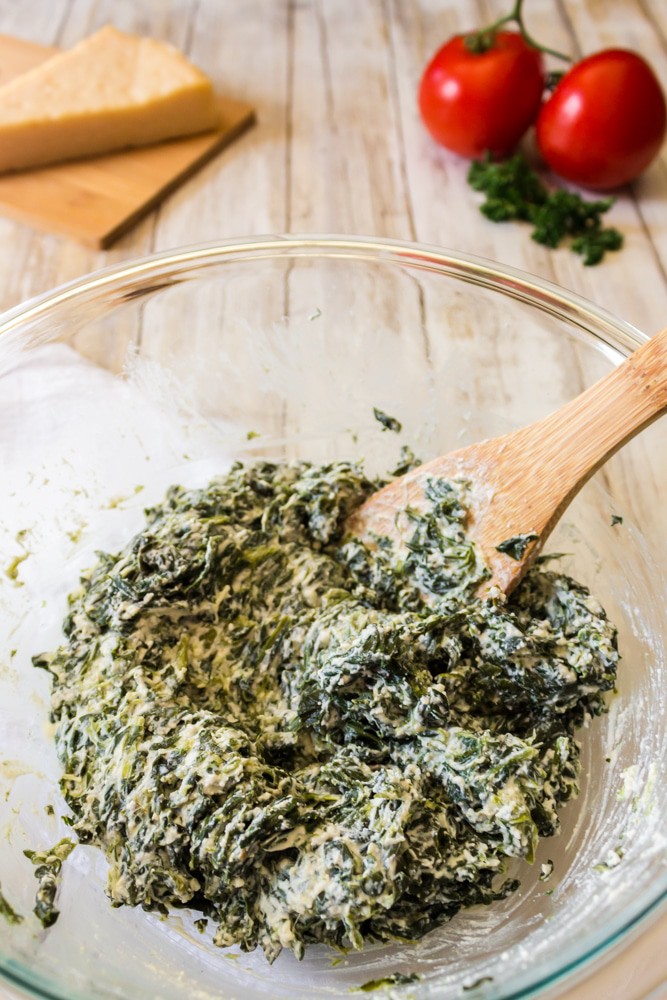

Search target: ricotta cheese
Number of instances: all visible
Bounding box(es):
[36,461,619,960]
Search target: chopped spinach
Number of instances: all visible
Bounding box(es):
[23,838,76,928]
[390,445,421,477]
[36,461,618,961]
[0,885,23,925]
[373,408,402,433]
[495,533,538,560]
[355,972,421,992]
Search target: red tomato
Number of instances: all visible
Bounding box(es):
[536,50,667,189]
[419,31,544,159]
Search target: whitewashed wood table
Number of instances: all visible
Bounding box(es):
[0,1,665,999]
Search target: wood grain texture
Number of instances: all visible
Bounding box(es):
[0,34,255,247]
[0,3,664,999]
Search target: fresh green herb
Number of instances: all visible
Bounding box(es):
[194,917,208,933]
[468,153,623,265]
[571,226,624,266]
[495,532,538,560]
[611,514,623,526]
[463,977,494,991]
[373,408,402,433]
[23,838,76,928]
[246,430,261,441]
[355,973,421,992]
[36,461,618,962]
[0,885,23,925]
[530,190,614,247]
[44,804,55,817]
[468,153,545,222]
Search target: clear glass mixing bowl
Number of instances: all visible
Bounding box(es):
[0,236,665,1000]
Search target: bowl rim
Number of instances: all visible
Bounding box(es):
[0,233,664,1000]
[0,233,650,354]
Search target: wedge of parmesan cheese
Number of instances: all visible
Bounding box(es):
[0,26,220,172]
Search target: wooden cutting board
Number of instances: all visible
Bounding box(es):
[0,34,255,247]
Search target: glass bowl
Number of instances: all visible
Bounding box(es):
[0,235,665,1000]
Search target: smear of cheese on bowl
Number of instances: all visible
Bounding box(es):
[0,25,220,173]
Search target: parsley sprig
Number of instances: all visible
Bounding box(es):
[468,153,623,265]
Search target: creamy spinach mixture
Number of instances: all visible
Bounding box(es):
[36,461,619,961]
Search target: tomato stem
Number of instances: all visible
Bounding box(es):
[465,0,572,63]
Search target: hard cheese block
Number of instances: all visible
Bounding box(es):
[0,34,255,247]
[0,26,220,172]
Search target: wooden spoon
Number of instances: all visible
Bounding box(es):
[347,327,667,596]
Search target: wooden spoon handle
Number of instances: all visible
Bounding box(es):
[517,326,667,526]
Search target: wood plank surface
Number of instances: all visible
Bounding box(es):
[0,2,665,999]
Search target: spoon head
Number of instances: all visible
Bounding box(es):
[346,438,546,596]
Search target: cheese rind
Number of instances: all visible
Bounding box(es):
[0,26,220,172]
